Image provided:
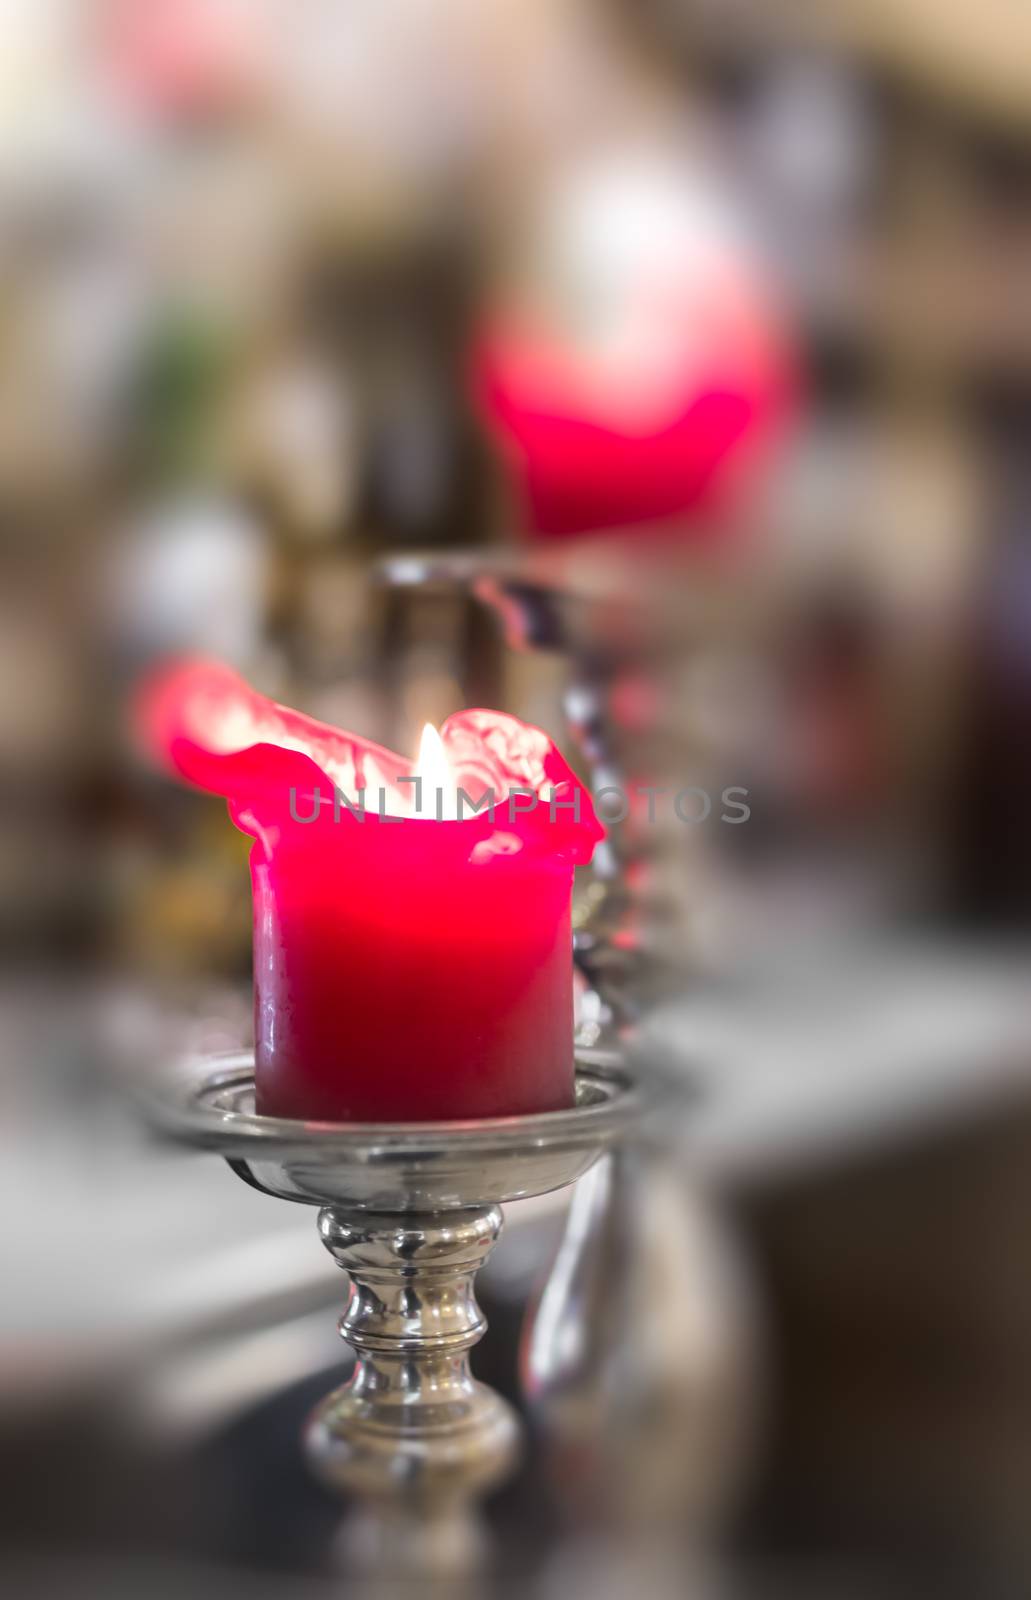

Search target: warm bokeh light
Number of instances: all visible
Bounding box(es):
[413,720,456,817]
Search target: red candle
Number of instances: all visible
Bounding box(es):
[471,160,793,541]
[137,660,602,1122]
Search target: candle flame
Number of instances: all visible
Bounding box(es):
[414,722,457,819]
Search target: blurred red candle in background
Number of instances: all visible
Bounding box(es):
[473,153,793,540]
[137,661,601,1122]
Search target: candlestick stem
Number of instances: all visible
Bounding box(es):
[305,1204,519,1576]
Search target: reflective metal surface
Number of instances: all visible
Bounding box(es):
[308,1204,519,1577]
[142,1047,655,1577]
[148,1049,642,1212]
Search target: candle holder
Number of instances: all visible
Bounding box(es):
[149,1047,648,1577]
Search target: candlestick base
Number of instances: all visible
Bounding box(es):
[147,1049,652,1578]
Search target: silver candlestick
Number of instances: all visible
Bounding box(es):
[148,1048,649,1577]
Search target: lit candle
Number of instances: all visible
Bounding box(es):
[137,659,602,1121]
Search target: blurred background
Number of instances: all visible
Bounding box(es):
[2,1,1030,1595]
